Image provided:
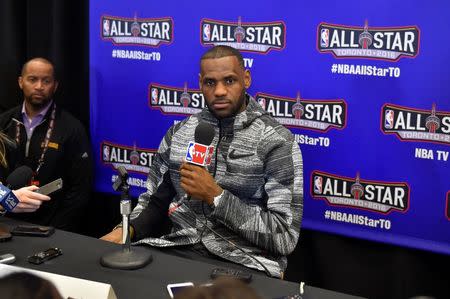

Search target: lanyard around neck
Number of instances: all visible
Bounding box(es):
[15,104,57,176]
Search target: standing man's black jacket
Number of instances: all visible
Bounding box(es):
[0,103,92,232]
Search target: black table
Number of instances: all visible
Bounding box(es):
[0,218,364,299]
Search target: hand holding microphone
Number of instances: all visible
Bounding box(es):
[179,122,222,205]
[0,166,50,213]
[180,162,222,205]
[12,186,50,213]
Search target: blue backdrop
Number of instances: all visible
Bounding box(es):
[90,1,450,255]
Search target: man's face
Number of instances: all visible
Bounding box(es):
[18,61,58,110]
[199,56,251,119]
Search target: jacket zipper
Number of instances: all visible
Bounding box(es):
[213,120,223,178]
[14,118,46,158]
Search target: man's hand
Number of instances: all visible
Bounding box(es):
[11,185,50,213]
[100,228,123,244]
[179,162,222,205]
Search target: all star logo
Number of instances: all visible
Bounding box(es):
[381,103,450,145]
[317,20,420,61]
[149,82,206,116]
[200,17,286,54]
[101,14,173,47]
[101,141,156,174]
[311,170,410,214]
[255,92,346,132]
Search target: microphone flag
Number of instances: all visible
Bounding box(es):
[0,184,19,211]
[185,142,214,166]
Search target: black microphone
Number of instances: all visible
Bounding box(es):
[6,166,33,189]
[113,165,128,191]
[178,122,215,206]
[100,166,152,270]
[194,121,215,147]
[188,121,215,166]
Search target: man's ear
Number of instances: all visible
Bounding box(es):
[244,70,251,89]
[18,77,23,90]
[198,73,202,89]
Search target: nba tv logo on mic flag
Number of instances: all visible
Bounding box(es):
[0,184,19,212]
[185,142,214,166]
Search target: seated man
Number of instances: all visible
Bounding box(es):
[0,58,92,232]
[102,46,303,278]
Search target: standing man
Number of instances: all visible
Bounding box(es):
[102,46,303,278]
[0,58,92,232]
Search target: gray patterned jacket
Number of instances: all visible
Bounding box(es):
[131,95,303,277]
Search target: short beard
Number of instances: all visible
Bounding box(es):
[207,89,247,120]
[25,96,52,111]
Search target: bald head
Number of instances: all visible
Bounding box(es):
[21,58,56,79]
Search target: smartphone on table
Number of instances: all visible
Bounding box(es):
[10,225,55,237]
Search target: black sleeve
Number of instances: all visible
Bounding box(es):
[130,171,176,240]
[51,123,93,232]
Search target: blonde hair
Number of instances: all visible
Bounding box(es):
[0,132,8,168]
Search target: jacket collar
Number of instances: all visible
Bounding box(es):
[11,101,57,123]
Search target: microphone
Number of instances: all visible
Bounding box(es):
[185,122,215,166]
[195,121,215,146]
[6,166,33,189]
[0,166,33,212]
[100,166,152,270]
[0,185,18,212]
[177,122,215,207]
[112,165,128,191]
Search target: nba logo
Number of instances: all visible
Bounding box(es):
[103,145,110,161]
[385,109,394,129]
[151,88,159,105]
[257,98,266,110]
[203,24,211,41]
[186,143,195,161]
[103,19,110,36]
[320,29,329,47]
[314,176,322,194]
